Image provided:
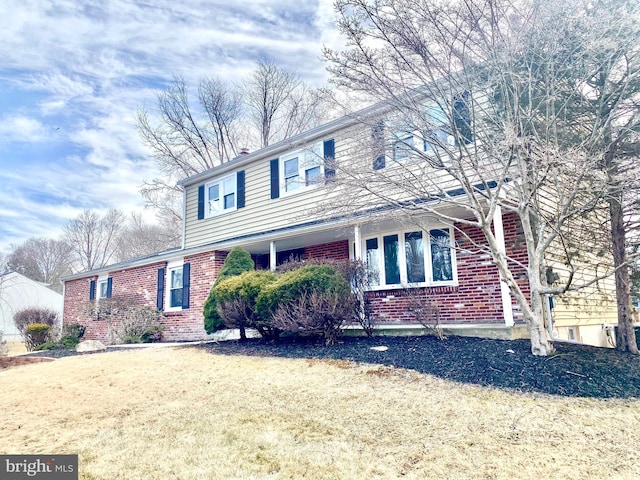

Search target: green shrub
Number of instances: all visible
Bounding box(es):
[256,264,353,343]
[204,247,255,334]
[256,264,351,319]
[32,323,85,351]
[24,323,52,351]
[215,270,278,340]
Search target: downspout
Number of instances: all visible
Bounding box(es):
[544,294,583,345]
[181,187,187,250]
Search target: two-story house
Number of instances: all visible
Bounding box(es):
[61,102,618,347]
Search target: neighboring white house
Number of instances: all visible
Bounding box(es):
[0,272,63,341]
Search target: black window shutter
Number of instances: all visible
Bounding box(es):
[453,91,473,145]
[89,280,96,300]
[182,263,191,310]
[372,120,386,170]
[323,139,335,178]
[156,267,165,310]
[106,277,113,298]
[197,185,205,219]
[237,170,245,209]
[270,159,280,199]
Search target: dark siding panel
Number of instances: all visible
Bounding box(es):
[106,277,113,298]
[89,280,96,300]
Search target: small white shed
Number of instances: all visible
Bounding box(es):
[0,272,63,342]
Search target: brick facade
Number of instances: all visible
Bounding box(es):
[63,214,528,342]
[63,252,228,343]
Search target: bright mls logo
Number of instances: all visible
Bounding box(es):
[1,455,78,479]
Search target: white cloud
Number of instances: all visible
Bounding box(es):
[0,0,342,253]
[0,115,49,143]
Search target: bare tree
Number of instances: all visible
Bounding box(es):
[64,209,126,272]
[6,238,72,292]
[244,58,331,148]
[117,211,180,262]
[323,0,640,355]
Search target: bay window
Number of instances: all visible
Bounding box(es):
[364,228,456,288]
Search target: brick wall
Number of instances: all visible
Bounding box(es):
[63,214,529,341]
[304,240,350,261]
[63,252,227,343]
[366,213,528,325]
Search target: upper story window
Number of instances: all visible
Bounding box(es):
[364,227,456,289]
[198,170,245,220]
[394,135,414,162]
[205,174,236,217]
[270,139,334,199]
[280,142,324,195]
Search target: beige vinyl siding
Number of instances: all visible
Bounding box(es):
[184,137,348,249]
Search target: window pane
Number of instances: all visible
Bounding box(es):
[224,193,235,209]
[208,184,219,201]
[405,232,425,283]
[170,288,183,308]
[305,166,321,186]
[284,158,298,176]
[98,281,108,299]
[223,177,235,193]
[383,234,401,285]
[366,238,381,286]
[171,268,183,289]
[285,176,299,192]
[394,136,413,161]
[430,229,453,282]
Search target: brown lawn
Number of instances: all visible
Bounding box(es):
[0,346,639,479]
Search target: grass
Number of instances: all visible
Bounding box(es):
[0,345,639,479]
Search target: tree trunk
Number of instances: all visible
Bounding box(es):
[609,190,639,354]
[525,270,554,356]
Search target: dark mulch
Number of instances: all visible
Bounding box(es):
[195,335,640,399]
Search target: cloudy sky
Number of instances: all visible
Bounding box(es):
[0,0,342,253]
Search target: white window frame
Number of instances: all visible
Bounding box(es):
[204,173,237,218]
[165,259,184,312]
[97,275,109,300]
[363,227,458,290]
[279,141,324,196]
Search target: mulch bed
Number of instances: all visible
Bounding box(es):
[195,335,640,399]
[18,335,640,398]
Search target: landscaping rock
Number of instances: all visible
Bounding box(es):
[76,340,107,353]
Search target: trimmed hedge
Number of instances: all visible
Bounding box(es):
[255,264,351,320]
[215,270,278,340]
[204,247,255,334]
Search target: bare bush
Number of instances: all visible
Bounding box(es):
[278,257,377,336]
[83,295,164,344]
[405,290,444,340]
[108,305,165,344]
[271,291,356,345]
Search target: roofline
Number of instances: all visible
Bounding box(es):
[177,101,388,188]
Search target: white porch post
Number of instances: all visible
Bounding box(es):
[493,206,514,327]
[270,241,277,272]
[354,224,362,261]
